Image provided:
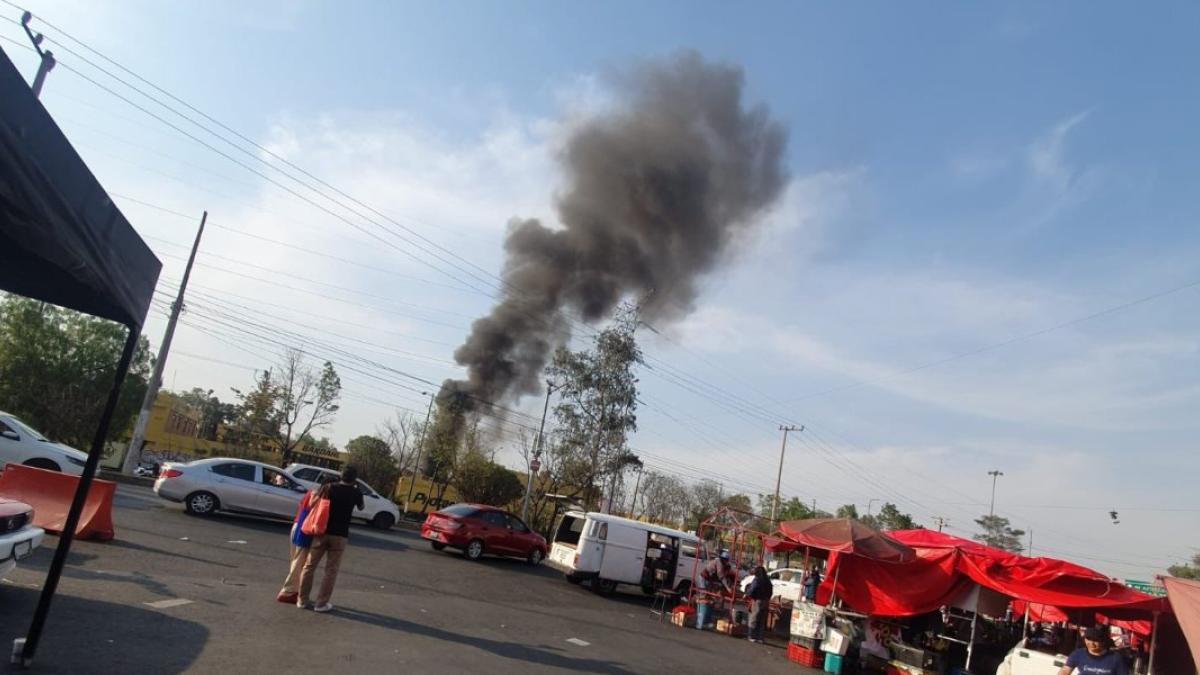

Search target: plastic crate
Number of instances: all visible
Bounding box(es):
[787,642,825,668]
[824,652,844,674]
[790,635,822,651]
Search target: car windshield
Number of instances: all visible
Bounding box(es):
[6,416,49,442]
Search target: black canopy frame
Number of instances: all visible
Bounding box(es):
[0,46,161,667]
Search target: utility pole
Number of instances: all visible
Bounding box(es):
[867,499,880,518]
[932,516,949,532]
[403,391,436,517]
[1027,529,1034,557]
[521,381,556,523]
[123,212,207,475]
[769,425,802,528]
[987,469,1004,517]
[628,465,643,518]
[20,12,55,98]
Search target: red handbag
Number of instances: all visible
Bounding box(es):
[301,497,330,536]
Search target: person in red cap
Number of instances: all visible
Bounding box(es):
[1058,626,1129,675]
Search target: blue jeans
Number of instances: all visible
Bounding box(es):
[695,602,711,629]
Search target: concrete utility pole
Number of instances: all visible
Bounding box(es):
[987,469,1004,517]
[123,212,207,475]
[628,465,643,518]
[932,516,949,532]
[403,392,435,517]
[769,425,802,528]
[521,381,556,524]
[867,499,880,518]
[20,12,55,98]
[1027,529,1033,556]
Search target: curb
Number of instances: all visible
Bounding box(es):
[98,470,153,487]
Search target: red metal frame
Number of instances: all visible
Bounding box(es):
[686,506,771,627]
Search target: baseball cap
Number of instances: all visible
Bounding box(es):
[1083,627,1106,641]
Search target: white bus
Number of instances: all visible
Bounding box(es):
[548,511,707,595]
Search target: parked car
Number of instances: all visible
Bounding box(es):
[285,463,399,529]
[421,503,547,565]
[738,567,805,602]
[153,457,307,520]
[0,497,44,579]
[548,510,704,595]
[0,412,89,475]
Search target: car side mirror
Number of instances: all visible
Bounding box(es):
[0,430,18,441]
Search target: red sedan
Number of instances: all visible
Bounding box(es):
[421,503,547,565]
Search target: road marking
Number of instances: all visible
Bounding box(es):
[144,598,193,609]
[226,540,247,544]
[566,638,590,647]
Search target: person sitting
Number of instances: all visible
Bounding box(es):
[1058,626,1129,675]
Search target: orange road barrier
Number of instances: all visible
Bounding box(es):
[0,463,116,541]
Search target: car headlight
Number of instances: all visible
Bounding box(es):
[65,456,86,467]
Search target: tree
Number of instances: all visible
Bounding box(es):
[173,388,237,441]
[0,295,153,449]
[836,504,859,519]
[687,480,725,531]
[379,411,422,481]
[759,495,825,522]
[453,450,525,506]
[226,370,282,455]
[346,435,399,495]
[277,349,341,465]
[975,514,1026,552]
[300,435,338,457]
[638,471,691,526]
[547,305,642,511]
[1168,553,1200,580]
[874,503,919,531]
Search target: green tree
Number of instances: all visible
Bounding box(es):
[974,514,1026,553]
[226,370,282,455]
[346,435,399,495]
[0,294,152,448]
[875,503,919,531]
[173,388,237,441]
[687,479,725,530]
[1167,553,1200,580]
[759,495,824,523]
[547,305,642,511]
[453,450,525,506]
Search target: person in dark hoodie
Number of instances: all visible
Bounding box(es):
[745,566,774,644]
[297,466,364,613]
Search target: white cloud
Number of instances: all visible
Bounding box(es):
[1027,110,1090,191]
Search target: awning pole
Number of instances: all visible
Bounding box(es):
[1147,611,1160,675]
[965,611,978,672]
[1022,602,1031,645]
[831,557,841,606]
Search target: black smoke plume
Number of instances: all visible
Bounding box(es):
[442,52,789,418]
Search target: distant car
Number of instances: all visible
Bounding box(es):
[0,412,89,475]
[285,463,399,530]
[421,503,547,565]
[0,497,44,579]
[153,457,307,520]
[134,464,158,478]
[739,567,806,602]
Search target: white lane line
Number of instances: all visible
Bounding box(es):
[566,638,590,647]
[144,598,193,609]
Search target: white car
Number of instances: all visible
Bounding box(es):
[285,463,399,530]
[0,412,89,475]
[0,497,44,579]
[740,567,806,602]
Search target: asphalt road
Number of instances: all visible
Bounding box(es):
[0,484,816,674]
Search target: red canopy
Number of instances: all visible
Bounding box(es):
[777,518,915,562]
[1164,576,1200,670]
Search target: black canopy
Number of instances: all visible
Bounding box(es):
[0,46,159,328]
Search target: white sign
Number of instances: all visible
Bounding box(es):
[790,602,826,638]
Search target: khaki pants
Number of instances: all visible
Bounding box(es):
[299,535,347,606]
[280,544,309,595]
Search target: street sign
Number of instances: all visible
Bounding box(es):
[1124,579,1167,597]
[530,458,541,472]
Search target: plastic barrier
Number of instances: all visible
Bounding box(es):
[0,463,115,541]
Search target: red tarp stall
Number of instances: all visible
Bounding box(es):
[777,518,915,562]
[1163,576,1200,671]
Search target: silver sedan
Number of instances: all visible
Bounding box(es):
[153,457,308,520]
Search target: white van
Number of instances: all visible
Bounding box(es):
[548,511,706,595]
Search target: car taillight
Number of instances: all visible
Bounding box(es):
[160,468,183,479]
[573,552,580,566]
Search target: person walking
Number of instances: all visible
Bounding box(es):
[745,566,774,644]
[298,466,364,613]
[276,483,327,604]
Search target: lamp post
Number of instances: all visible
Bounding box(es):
[987,469,1004,517]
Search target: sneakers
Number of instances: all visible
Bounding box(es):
[296,598,311,609]
[276,592,298,604]
[313,602,334,613]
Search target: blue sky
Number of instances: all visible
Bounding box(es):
[4,0,1198,579]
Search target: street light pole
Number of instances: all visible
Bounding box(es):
[769,425,802,529]
[987,469,1004,517]
[404,392,435,517]
[521,381,556,524]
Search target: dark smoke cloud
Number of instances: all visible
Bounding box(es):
[447,51,789,409]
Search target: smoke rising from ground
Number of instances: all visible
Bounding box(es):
[446,51,789,409]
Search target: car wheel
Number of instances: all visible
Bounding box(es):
[431,542,446,551]
[23,458,61,472]
[371,512,395,530]
[565,573,583,585]
[464,538,484,561]
[641,584,655,596]
[527,548,544,566]
[593,578,618,595]
[184,491,219,516]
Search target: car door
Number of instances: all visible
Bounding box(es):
[0,417,29,466]
[479,511,512,554]
[354,480,376,519]
[208,462,259,511]
[256,467,306,518]
[505,514,536,555]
